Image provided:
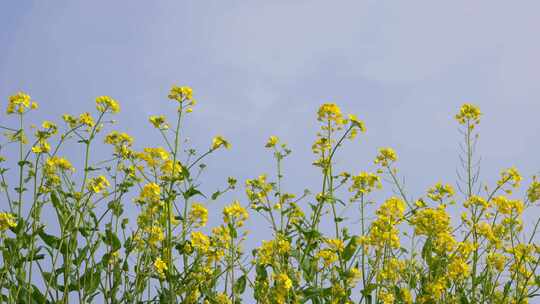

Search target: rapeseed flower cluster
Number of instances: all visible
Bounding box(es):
[498,166,522,193]
[527,176,540,203]
[191,231,211,253]
[369,197,405,250]
[349,171,381,198]
[256,236,291,265]
[189,203,208,227]
[412,206,451,236]
[426,182,455,203]
[317,103,345,127]
[492,196,524,215]
[149,115,169,130]
[154,257,168,278]
[105,131,134,158]
[87,175,110,193]
[0,212,16,231]
[455,103,481,127]
[6,92,38,114]
[168,85,196,112]
[211,135,231,150]
[265,135,279,148]
[374,147,397,167]
[223,200,249,227]
[95,95,120,113]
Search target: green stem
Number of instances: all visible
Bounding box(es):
[166,106,183,302]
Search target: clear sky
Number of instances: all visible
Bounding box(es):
[1,1,540,246]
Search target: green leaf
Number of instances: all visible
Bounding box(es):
[42,272,59,290]
[256,264,267,280]
[228,222,238,239]
[17,160,31,167]
[211,190,221,200]
[75,246,89,266]
[23,253,45,262]
[79,266,101,294]
[459,292,470,304]
[301,256,314,282]
[38,230,61,250]
[301,287,324,303]
[361,283,377,299]
[50,192,66,227]
[421,237,433,266]
[31,285,47,304]
[183,186,206,200]
[342,238,358,261]
[103,229,121,251]
[503,281,512,295]
[18,284,48,304]
[233,275,247,294]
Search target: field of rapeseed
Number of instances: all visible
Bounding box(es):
[0,87,539,303]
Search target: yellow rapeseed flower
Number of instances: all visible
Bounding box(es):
[317,103,345,126]
[447,257,470,280]
[95,96,120,113]
[464,195,489,209]
[374,147,397,167]
[378,289,395,304]
[160,160,183,181]
[492,196,524,215]
[348,114,366,132]
[223,200,248,227]
[189,203,208,227]
[41,121,58,135]
[214,293,231,304]
[61,114,78,128]
[427,182,455,202]
[168,85,194,103]
[455,103,481,127]
[498,167,522,192]
[0,213,17,231]
[527,176,540,203]
[256,237,291,265]
[87,175,110,193]
[104,131,133,146]
[349,171,381,197]
[154,257,167,278]
[487,252,507,271]
[191,231,210,253]
[317,248,338,266]
[211,136,231,150]
[137,147,169,167]
[43,157,75,188]
[149,115,169,129]
[325,238,345,253]
[78,112,95,128]
[412,206,451,236]
[7,92,37,115]
[139,183,161,203]
[147,226,165,246]
[274,273,293,290]
[265,135,279,148]
[31,140,51,154]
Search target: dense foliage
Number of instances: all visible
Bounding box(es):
[0,87,539,303]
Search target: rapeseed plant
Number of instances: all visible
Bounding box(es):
[0,88,539,304]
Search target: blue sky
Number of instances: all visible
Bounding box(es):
[1,1,540,244]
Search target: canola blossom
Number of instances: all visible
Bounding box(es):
[0,88,539,304]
